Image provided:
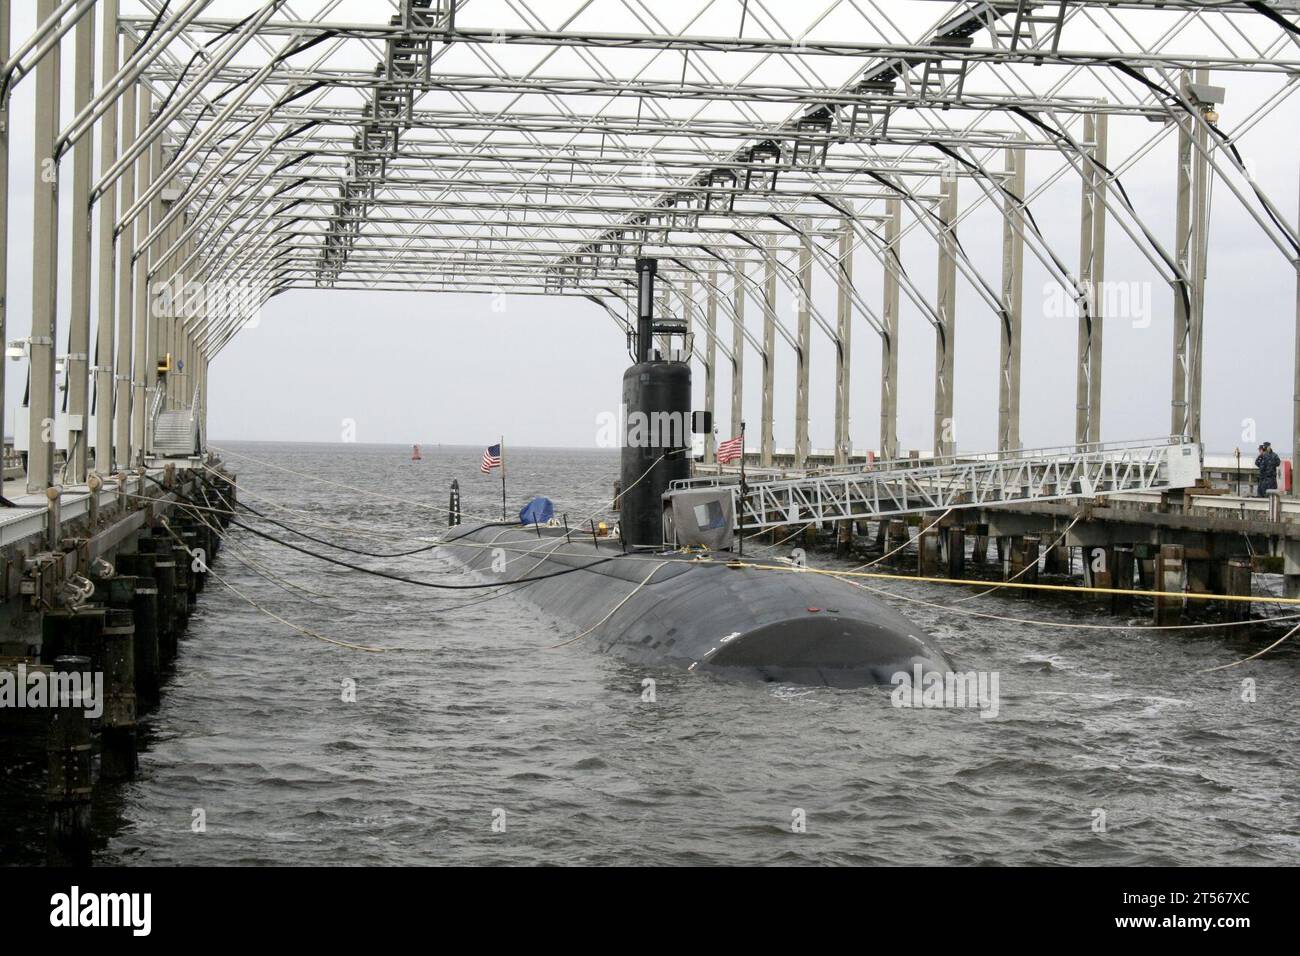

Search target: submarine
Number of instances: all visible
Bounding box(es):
[443,258,954,688]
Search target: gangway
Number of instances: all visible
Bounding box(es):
[668,438,1202,532]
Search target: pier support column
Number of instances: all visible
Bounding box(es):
[761,239,776,467]
[47,655,93,867]
[65,7,96,483]
[177,537,195,619]
[934,177,958,458]
[0,1,9,484]
[1293,163,1300,497]
[1004,536,1039,584]
[704,264,717,463]
[1083,545,1114,589]
[1154,544,1187,625]
[941,526,965,578]
[114,44,139,469]
[970,531,989,565]
[1111,546,1136,614]
[132,97,162,461]
[115,555,159,711]
[999,145,1025,453]
[1171,69,1211,443]
[1136,546,1155,590]
[885,520,909,567]
[93,0,121,472]
[833,215,853,465]
[794,221,812,468]
[99,608,137,781]
[27,0,61,493]
[148,542,178,662]
[881,197,901,460]
[1222,557,1252,621]
[1043,538,1071,576]
[1281,540,1300,599]
[1185,549,1212,599]
[918,528,940,576]
[1075,112,1108,447]
[730,257,745,443]
[835,520,853,557]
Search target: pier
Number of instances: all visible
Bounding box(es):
[0,1,1297,864]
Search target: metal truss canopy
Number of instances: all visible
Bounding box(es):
[82,0,1298,351]
[2,0,1299,491]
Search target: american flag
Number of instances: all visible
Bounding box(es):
[717,435,744,465]
[480,443,502,473]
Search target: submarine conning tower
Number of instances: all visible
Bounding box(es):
[620,258,693,548]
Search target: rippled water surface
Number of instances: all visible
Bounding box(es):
[8,443,1299,866]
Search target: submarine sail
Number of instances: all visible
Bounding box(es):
[443,257,955,687]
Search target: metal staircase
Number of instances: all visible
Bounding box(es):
[668,437,1202,531]
[151,383,204,459]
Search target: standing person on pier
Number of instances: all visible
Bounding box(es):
[1255,442,1281,497]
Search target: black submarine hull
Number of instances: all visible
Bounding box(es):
[442,524,954,688]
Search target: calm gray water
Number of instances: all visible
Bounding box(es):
[16,443,1300,865]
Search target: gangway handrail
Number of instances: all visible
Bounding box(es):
[667,437,1202,532]
[673,436,1196,491]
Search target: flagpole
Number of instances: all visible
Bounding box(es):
[500,435,507,520]
[738,421,746,557]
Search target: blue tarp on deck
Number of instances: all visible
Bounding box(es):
[519,496,555,526]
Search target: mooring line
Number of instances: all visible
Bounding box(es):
[190,491,345,605]
[954,514,1083,603]
[156,514,385,654]
[734,561,1300,606]
[201,465,442,542]
[194,525,344,608]
[1198,623,1300,672]
[832,573,1300,632]
[846,507,956,572]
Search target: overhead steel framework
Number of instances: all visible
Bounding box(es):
[0,0,1297,494]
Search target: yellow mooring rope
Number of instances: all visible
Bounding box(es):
[728,561,1300,606]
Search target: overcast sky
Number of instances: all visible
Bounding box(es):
[2,2,1296,456]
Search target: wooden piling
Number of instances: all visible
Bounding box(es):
[917,528,940,576]
[1185,561,1211,606]
[179,530,201,610]
[1111,547,1136,614]
[99,608,138,781]
[836,520,853,557]
[1004,536,1039,583]
[150,548,179,662]
[191,522,211,592]
[99,565,160,713]
[1042,538,1070,575]
[1083,545,1115,589]
[884,520,909,566]
[116,558,161,711]
[942,526,965,578]
[1224,557,1252,621]
[170,542,194,629]
[46,655,94,867]
[1154,544,1186,625]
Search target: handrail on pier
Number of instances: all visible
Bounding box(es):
[669,437,1202,532]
